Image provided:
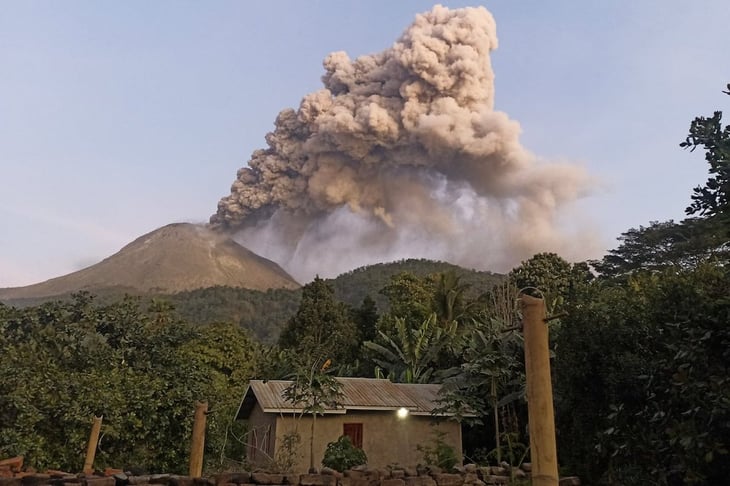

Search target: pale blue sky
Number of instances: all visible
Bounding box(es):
[1,1,728,287]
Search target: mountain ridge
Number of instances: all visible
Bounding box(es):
[0,223,299,302]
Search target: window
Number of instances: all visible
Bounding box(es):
[343,423,363,449]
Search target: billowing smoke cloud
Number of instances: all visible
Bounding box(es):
[212,5,597,282]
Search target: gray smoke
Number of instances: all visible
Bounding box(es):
[212,5,597,281]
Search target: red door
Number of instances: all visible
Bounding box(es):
[343,423,363,449]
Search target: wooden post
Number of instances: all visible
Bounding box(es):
[83,416,103,475]
[189,401,208,477]
[520,294,559,486]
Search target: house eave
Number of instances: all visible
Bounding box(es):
[261,408,348,415]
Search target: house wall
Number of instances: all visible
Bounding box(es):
[246,402,277,467]
[274,410,462,472]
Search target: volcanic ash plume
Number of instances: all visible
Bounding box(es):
[212,5,596,281]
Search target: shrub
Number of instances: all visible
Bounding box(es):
[417,429,458,470]
[267,431,302,473]
[322,436,367,472]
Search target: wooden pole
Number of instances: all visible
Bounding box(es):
[491,377,501,464]
[520,294,559,486]
[189,401,208,477]
[83,416,103,475]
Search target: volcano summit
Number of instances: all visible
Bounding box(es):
[0,223,299,302]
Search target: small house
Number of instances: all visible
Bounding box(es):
[235,377,464,472]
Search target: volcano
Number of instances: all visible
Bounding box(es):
[0,223,299,301]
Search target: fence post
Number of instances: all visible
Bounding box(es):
[83,416,103,475]
[189,401,208,477]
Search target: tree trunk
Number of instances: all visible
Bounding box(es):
[309,413,316,473]
[491,377,501,464]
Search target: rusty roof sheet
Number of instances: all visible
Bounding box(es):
[236,377,454,419]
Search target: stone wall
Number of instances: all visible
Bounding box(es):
[0,463,580,486]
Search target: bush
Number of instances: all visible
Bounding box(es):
[267,431,302,473]
[322,436,367,472]
[417,429,458,470]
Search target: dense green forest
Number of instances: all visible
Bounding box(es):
[1,85,729,484]
[164,286,301,344]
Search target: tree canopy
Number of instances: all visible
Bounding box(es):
[681,83,730,221]
[278,277,359,368]
[0,294,255,472]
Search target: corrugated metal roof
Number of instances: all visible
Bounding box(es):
[397,383,444,415]
[236,377,455,419]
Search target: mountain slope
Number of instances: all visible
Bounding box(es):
[0,223,299,301]
[327,258,504,308]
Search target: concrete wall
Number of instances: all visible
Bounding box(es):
[273,411,462,473]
